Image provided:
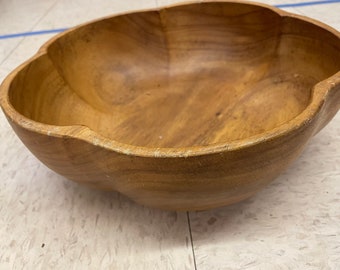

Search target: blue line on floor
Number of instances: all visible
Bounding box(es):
[0,0,339,40]
[275,0,340,8]
[0,28,68,40]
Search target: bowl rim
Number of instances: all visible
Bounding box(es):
[1,0,340,158]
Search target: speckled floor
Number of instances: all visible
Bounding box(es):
[0,0,339,269]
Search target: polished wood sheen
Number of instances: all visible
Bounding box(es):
[1,1,340,210]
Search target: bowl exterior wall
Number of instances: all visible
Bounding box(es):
[4,113,317,211]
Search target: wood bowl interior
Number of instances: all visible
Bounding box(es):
[8,2,340,148]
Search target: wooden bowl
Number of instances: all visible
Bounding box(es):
[1,1,340,211]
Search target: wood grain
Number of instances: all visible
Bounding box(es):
[1,1,339,210]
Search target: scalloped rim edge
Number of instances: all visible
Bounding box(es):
[1,0,340,158]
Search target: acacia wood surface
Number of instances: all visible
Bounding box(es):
[1,1,340,210]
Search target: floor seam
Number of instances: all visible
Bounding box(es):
[187,211,198,270]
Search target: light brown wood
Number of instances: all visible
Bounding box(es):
[1,1,340,210]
